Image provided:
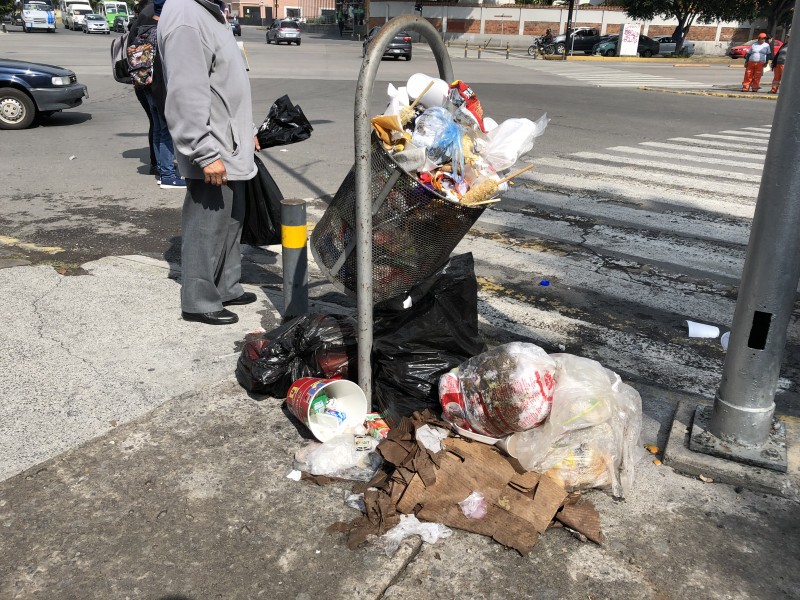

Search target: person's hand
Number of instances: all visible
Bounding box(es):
[254,135,261,152]
[203,159,227,186]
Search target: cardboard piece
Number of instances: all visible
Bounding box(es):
[334,412,603,554]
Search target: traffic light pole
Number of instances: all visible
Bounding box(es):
[562,0,575,61]
[684,9,800,473]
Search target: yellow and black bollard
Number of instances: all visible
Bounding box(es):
[280,199,309,317]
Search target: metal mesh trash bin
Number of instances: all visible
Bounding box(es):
[311,134,487,303]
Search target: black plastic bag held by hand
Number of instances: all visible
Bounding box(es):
[256,95,313,149]
[236,314,358,397]
[242,154,283,246]
[372,253,486,427]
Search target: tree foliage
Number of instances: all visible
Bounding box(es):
[0,0,16,17]
[618,0,756,52]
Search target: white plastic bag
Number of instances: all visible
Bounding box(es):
[439,342,557,437]
[506,354,644,498]
[294,435,382,481]
[379,514,453,556]
[482,113,549,171]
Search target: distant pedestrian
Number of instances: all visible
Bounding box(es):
[770,40,788,94]
[130,0,157,175]
[128,0,186,188]
[337,15,344,38]
[158,0,261,325]
[742,33,773,92]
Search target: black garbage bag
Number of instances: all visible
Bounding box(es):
[256,95,313,149]
[242,154,283,246]
[372,253,486,427]
[236,314,358,397]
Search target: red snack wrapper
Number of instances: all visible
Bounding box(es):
[449,80,486,133]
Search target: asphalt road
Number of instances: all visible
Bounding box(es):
[2,25,795,402]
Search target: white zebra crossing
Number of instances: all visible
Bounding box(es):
[450,123,800,397]
[511,60,713,88]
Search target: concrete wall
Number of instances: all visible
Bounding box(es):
[370,2,781,56]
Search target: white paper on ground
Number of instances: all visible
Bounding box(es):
[686,320,720,338]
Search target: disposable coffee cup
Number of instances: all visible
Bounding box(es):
[286,378,368,443]
[720,331,730,351]
[686,320,720,339]
[406,73,450,108]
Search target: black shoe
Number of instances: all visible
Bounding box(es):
[181,309,239,325]
[222,292,257,306]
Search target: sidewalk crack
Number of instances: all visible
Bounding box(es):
[376,541,424,599]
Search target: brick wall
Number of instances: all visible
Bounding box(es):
[689,26,719,41]
[720,27,751,42]
[484,19,520,35]
[448,18,480,34]
[523,21,555,36]
[605,23,620,34]
[647,25,673,37]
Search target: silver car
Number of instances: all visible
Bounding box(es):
[654,36,695,57]
[82,13,110,34]
[266,19,301,45]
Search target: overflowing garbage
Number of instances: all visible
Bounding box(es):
[373,73,548,206]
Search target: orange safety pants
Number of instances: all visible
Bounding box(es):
[742,61,766,91]
[771,63,785,93]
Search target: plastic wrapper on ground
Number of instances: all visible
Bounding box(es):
[294,435,382,481]
[439,342,557,438]
[505,354,645,498]
[379,514,453,557]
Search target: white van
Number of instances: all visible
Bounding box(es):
[63,3,92,29]
[59,0,89,25]
[21,1,56,32]
[96,1,129,28]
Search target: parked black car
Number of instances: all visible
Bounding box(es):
[112,14,129,32]
[362,26,412,60]
[0,59,87,129]
[592,34,660,58]
[552,27,613,55]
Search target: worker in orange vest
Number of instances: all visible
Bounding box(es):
[742,33,773,92]
[770,41,788,93]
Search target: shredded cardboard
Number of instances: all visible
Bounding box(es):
[332,411,603,555]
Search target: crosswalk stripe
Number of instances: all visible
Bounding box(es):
[697,133,768,143]
[719,130,771,138]
[641,141,762,159]
[570,152,761,182]
[608,146,764,169]
[668,137,751,149]
[509,60,712,88]
[502,187,752,244]
[519,171,756,218]
[534,157,758,198]
[741,127,772,132]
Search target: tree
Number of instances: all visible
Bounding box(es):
[618,0,752,54]
[749,0,794,38]
[0,0,15,18]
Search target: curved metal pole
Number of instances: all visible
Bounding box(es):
[354,15,454,403]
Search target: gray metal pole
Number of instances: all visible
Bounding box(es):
[354,14,454,403]
[280,199,309,318]
[710,20,800,446]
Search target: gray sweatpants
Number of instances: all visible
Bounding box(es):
[180,179,246,313]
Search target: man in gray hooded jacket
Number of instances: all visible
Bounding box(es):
[158,0,260,325]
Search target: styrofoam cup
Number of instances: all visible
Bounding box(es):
[406,73,450,108]
[686,320,720,339]
[286,378,368,443]
[721,331,730,351]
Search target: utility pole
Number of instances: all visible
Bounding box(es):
[562,0,575,61]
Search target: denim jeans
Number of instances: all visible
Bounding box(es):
[144,89,176,180]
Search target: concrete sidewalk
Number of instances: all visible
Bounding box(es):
[1,255,799,599]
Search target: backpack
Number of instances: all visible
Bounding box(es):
[127,25,158,88]
[111,34,132,84]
